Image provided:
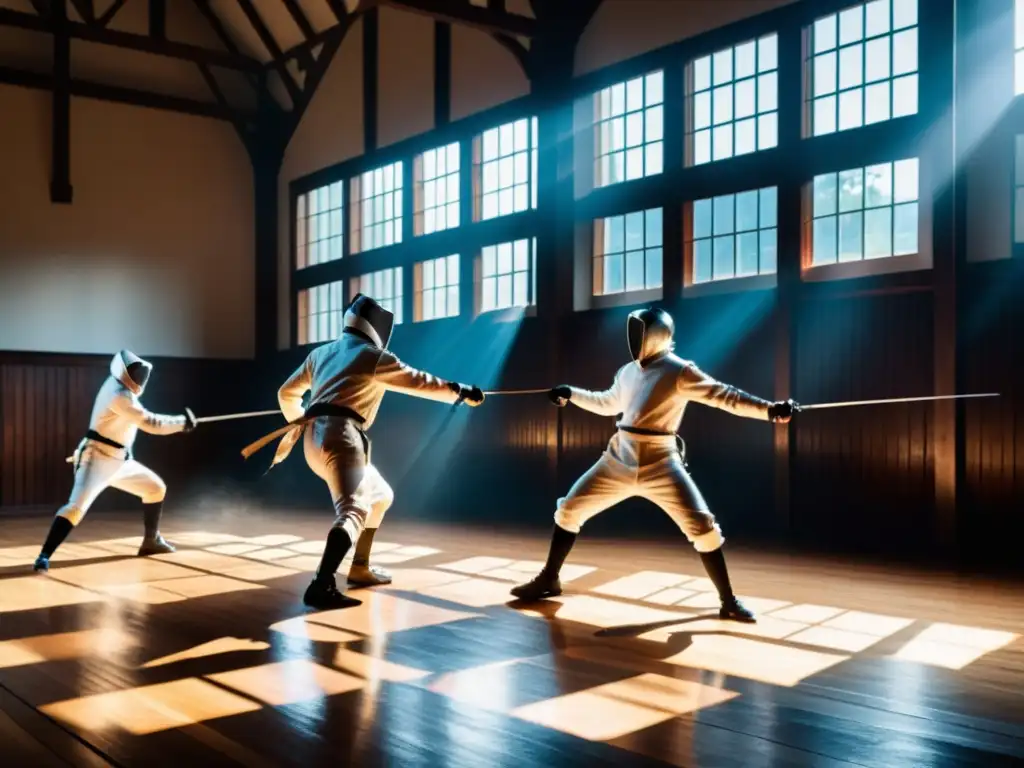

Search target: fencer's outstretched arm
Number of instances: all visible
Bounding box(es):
[678,363,772,420]
[110,394,187,435]
[374,350,462,404]
[568,371,623,416]
[278,357,313,422]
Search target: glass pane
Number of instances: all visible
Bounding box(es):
[735,118,756,155]
[839,88,863,130]
[814,95,837,135]
[814,51,838,96]
[646,105,664,142]
[839,168,864,212]
[813,216,838,264]
[610,83,625,115]
[839,5,864,44]
[737,232,760,276]
[447,285,458,315]
[815,14,837,53]
[893,28,917,75]
[893,0,917,29]
[1016,50,1024,96]
[839,211,864,262]
[625,250,645,291]
[646,70,664,105]
[758,72,778,112]
[864,207,893,258]
[865,0,891,38]
[646,247,663,288]
[760,227,778,273]
[694,129,711,164]
[694,91,712,130]
[865,163,893,207]
[736,78,756,118]
[693,240,713,283]
[864,80,891,124]
[735,41,756,79]
[514,239,528,270]
[604,253,624,294]
[713,236,735,279]
[814,172,838,216]
[865,36,891,82]
[626,76,644,112]
[736,190,759,231]
[645,142,664,176]
[894,157,919,202]
[625,211,645,250]
[626,147,644,180]
[712,124,734,160]
[713,194,735,235]
[645,208,663,247]
[693,199,712,240]
[606,215,625,253]
[497,274,512,307]
[892,74,918,118]
[760,187,777,226]
[713,84,734,124]
[448,143,460,171]
[839,43,864,89]
[626,111,644,147]
[513,272,528,306]
[758,34,778,72]
[482,278,495,311]
[893,202,918,255]
[694,56,711,92]
[713,48,733,85]
[758,112,778,149]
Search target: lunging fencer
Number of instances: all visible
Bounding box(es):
[511,307,795,623]
[34,350,197,572]
[244,294,484,610]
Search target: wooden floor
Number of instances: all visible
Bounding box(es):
[1,507,1022,768]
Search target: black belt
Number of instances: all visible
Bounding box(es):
[304,402,366,424]
[85,429,125,450]
[617,425,675,437]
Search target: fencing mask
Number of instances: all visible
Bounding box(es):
[343,293,395,349]
[627,307,675,366]
[113,349,152,394]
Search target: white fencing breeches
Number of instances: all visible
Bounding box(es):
[58,444,167,526]
[303,417,395,543]
[554,433,724,552]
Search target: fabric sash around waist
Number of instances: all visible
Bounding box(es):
[241,402,368,471]
[66,429,131,467]
[616,424,686,457]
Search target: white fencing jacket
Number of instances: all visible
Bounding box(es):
[570,352,771,433]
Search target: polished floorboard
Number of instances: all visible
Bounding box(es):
[0,507,1022,768]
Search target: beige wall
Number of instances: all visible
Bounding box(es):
[0,85,254,358]
[378,7,435,148]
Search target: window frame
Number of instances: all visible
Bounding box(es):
[350,160,405,255]
[475,237,538,318]
[413,254,461,322]
[472,116,539,222]
[591,69,666,188]
[413,142,462,237]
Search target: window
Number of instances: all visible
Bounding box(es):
[479,238,536,312]
[296,182,343,269]
[687,34,778,166]
[689,188,777,283]
[473,118,538,221]
[414,142,460,235]
[594,71,664,186]
[593,208,663,295]
[1015,135,1024,243]
[350,161,403,254]
[807,0,918,136]
[349,267,404,324]
[414,255,460,321]
[1017,0,1024,95]
[808,158,919,265]
[297,281,344,345]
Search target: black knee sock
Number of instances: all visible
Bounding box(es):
[316,527,353,584]
[541,525,577,579]
[699,548,735,603]
[142,502,162,540]
[352,527,376,567]
[41,516,74,558]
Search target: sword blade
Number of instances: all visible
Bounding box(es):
[196,409,281,424]
[799,393,999,411]
[483,388,550,396]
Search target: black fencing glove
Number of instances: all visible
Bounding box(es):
[183,407,198,432]
[768,399,797,423]
[450,383,485,406]
[549,385,572,407]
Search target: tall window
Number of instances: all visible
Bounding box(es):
[808,158,919,265]
[414,142,460,236]
[350,267,404,324]
[473,118,538,221]
[296,182,343,268]
[593,208,663,296]
[1015,135,1024,243]
[297,281,344,345]
[350,161,403,254]
[687,34,778,166]
[593,70,664,186]
[479,238,536,312]
[1017,0,1024,95]
[807,0,918,136]
[414,255,460,321]
[689,188,777,284]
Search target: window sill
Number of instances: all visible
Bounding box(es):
[683,273,777,298]
[802,252,931,282]
[586,287,664,311]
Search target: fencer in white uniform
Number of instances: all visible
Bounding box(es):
[33,350,197,572]
[511,307,795,622]
[245,294,484,610]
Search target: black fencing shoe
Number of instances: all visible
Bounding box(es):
[33,555,50,573]
[303,576,362,610]
[719,597,756,623]
[138,534,176,557]
[510,572,562,601]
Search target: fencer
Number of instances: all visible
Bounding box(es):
[248,294,484,611]
[511,307,795,623]
[34,350,197,572]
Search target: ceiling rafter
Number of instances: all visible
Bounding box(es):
[281,0,315,41]
[69,0,93,23]
[324,0,350,23]
[190,0,266,102]
[0,6,263,71]
[358,0,538,38]
[96,0,127,27]
[236,0,303,105]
